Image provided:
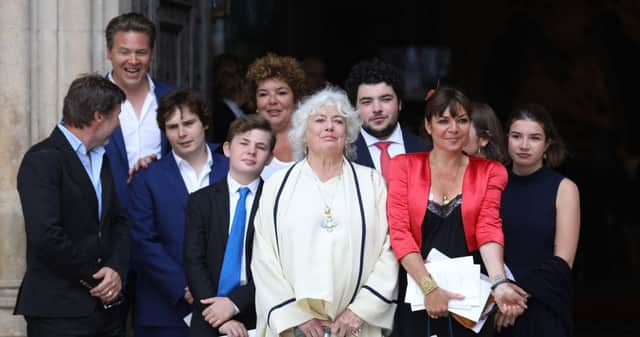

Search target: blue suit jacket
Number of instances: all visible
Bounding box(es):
[105,79,176,209]
[128,143,229,327]
[353,126,431,168]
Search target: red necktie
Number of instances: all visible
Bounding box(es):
[375,141,392,180]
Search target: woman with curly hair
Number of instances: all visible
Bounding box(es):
[246,53,307,179]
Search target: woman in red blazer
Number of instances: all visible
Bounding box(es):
[387,86,528,337]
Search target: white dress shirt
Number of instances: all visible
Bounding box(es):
[172,147,213,194]
[360,124,407,172]
[109,73,162,169]
[226,174,260,285]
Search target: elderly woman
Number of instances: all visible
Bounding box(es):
[246,53,307,179]
[251,86,399,337]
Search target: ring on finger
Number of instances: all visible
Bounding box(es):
[107,290,113,297]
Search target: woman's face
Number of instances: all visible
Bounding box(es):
[256,77,295,132]
[507,119,548,170]
[304,104,347,158]
[463,122,488,157]
[425,106,470,153]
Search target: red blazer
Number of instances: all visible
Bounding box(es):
[387,152,507,260]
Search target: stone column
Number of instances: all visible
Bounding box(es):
[0,1,125,336]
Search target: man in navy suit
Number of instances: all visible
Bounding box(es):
[103,12,177,326]
[184,115,275,337]
[128,90,229,337]
[344,58,430,177]
[15,74,129,337]
[104,12,176,208]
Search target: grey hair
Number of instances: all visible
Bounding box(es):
[289,86,362,161]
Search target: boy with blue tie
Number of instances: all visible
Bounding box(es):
[184,115,275,337]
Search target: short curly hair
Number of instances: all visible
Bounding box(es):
[344,58,404,106]
[288,86,362,161]
[245,53,307,111]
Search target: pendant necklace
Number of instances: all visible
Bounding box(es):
[440,159,464,205]
[310,164,343,232]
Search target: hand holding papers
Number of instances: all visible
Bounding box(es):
[404,248,497,333]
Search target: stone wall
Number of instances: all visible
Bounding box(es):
[0,1,123,335]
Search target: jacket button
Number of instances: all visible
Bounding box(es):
[97,258,102,264]
[98,231,102,238]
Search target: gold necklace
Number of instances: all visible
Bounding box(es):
[434,159,464,205]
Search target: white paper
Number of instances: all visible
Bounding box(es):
[183,313,192,326]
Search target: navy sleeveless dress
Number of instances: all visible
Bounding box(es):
[499,166,572,337]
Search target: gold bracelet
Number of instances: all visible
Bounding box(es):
[419,275,438,295]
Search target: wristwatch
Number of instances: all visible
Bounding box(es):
[420,275,438,295]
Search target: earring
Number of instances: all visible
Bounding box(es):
[543,152,547,160]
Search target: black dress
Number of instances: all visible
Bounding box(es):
[393,194,495,337]
[498,166,572,337]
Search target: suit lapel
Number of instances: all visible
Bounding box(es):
[210,179,231,272]
[110,127,128,164]
[207,143,230,185]
[163,155,189,209]
[245,179,263,277]
[354,133,374,168]
[100,155,114,226]
[52,128,99,223]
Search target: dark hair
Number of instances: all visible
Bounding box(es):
[506,103,567,168]
[245,53,307,111]
[226,114,276,152]
[105,13,156,50]
[424,86,472,121]
[62,73,125,128]
[471,102,507,163]
[156,90,210,131]
[344,58,404,106]
[213,53,247,100]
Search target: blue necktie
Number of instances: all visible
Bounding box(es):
[218,187,250,296]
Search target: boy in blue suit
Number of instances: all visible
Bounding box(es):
[128,90,229,337]
[184,115,275,337]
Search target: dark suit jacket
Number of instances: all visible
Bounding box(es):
[353,126,431,168]
[105,79,176,209]
[184,177,262,337]
[128,143,229,327]
[14,127,129,317]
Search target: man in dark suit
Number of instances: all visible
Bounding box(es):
[15,74,129,336]
[184,115,275,337]
[128,90,229,337]
[344,58,430,178]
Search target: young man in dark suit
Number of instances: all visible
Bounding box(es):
[184,115,275,337]
[344,58,431,179]
[15,74,129,336]
[128,90,229,337]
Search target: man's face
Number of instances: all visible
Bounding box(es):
[164,108,207,161]
[107,31,152,91]
[223,129,273,180]
[356,82,401,139]
[94,106,121,146]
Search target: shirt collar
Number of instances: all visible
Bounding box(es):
[57,122,105,155]
[227,173,260,196]
[360,123,403,147]
[107,72,155,92]
[172,145,213,171]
